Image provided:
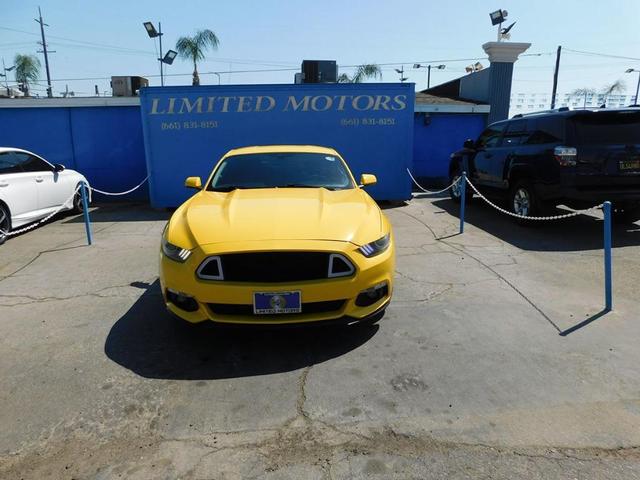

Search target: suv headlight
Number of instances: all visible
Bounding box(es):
[162,237,192,262]
[358,233,391,258]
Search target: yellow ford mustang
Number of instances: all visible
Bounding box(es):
[159,145,394,326]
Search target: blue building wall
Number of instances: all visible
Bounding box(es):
[0,95,485,203]
[412,113,486,181]
[140,83,415,208]
[0,105,148,200]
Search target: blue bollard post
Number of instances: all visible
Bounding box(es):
[81,181,92,246]
[459,171,466,234]
[603,201,612,311]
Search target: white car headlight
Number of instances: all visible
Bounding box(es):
[162,237,192,262]
[358,233,390,258]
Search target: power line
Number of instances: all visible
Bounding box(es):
[564,48,640,62]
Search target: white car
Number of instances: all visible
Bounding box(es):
[0,147,90,244]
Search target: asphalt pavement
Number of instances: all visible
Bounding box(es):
[1,197,639,479]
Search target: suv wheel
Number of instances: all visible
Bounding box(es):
[509,180,540,224]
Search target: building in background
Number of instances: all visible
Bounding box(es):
[509,92,635,116]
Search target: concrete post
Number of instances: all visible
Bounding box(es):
[482,42,531,124]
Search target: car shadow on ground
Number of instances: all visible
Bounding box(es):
[431,198,640,252]
[104,280,378,380]
[62,203,172,223]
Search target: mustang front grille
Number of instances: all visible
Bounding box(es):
[196,252,354,282]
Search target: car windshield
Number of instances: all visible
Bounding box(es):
[207,152,355,191]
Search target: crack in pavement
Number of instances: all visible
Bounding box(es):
[0,222,117,283]
[0,281,161,306]
[396,208,563,333]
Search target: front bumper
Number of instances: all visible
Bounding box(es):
[159,239,395,325]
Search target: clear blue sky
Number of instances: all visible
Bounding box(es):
[1,0,639,97]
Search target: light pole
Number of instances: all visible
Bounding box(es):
[213,72,221,85]
[1,59,16,97]
[143,22,177,87]
[626,68,640,105]
[413,63,445,89]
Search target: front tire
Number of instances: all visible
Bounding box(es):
[72,186,87,213]
[0,203,10,245]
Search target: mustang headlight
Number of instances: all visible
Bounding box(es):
[358,233,391,258]
[162,237,192,262]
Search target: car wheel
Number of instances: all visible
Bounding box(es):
[449,168,472,204]
[613,207,640,225]
[0,203,10,245]
[509,180,539,224]
[73,186,86,213]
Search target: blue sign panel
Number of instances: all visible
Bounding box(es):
[139,83,414,207]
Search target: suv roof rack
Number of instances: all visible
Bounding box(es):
[510,107,571,119]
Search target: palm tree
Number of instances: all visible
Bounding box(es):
[570,87,595,109]
[601,80,626,106]
[337,64,382,83]
[175,29,220,86]
[14,54,40,97]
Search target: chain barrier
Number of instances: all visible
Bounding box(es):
[0,185,81,237]
[89,176,149,196]
[407,168,461,195]
[1,176,149,240]
[464,177,604,221]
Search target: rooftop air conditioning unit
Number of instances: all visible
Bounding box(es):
[111,76,149,97]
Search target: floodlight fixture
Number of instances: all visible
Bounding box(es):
[143,22,159,38]
[143,21,170,86]
[162,50,177,65]
[490,9,506,26]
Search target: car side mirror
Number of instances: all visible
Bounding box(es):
[359,174,377,187]
[463,139,475,149]
[53,163,65,172]
[185,176,202,190]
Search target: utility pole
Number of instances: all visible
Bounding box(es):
[550,45,561,109]
[427,65,431,89]
[35,6,54,98]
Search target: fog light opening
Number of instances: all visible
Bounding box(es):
[166,288,199,312]
[355,281,389,307]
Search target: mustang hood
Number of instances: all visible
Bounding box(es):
[174,188,383,247]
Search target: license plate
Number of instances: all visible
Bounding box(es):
[619,159,640,171]
[253,291,301,314]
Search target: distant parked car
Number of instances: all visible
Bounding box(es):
[0,147,90,244]
[449,108,640,224]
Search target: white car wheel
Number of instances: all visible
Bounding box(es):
[0,204,10,245]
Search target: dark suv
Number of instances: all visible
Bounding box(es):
[449,108,640,223]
